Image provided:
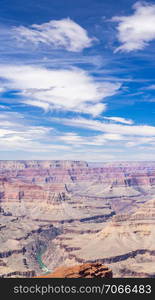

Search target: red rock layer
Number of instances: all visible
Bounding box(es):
[0,160,155,203]
[36,263,112,278]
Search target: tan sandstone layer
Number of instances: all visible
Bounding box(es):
[36,263,112,278]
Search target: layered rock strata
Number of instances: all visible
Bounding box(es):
[36,263,112,278]
[0,160,155,278]
[47,199,155,277]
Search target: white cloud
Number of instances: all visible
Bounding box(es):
[59,132,83,144]
[104,116,134,124]
[23,100,50,111]
[54,117,155,137]
[57,131,127,147]
[0,64,121,116]
[72,102,107,117]
[58,132,103,146]
[60,133,104,146]
[0,112,120,160]
[13,18,95,52]
[53,118,155,154]
[0,112,70,152]
[125,136,155,147]
[113,1,155,52]
[103,133,123,140]
[0,104,9,109]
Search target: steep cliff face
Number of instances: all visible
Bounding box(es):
[50,199,155,278]
[36,263,112,278]
[0,160,89,170]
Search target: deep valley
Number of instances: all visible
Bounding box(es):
[0,160,155,277]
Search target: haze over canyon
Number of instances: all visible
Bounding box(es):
[0,160,155,278]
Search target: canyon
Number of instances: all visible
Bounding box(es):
[0,160,155,277]
[36,263,112,278]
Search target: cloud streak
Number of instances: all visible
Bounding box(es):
[0,112,69,152]
[0,64,121,116]
[54,117,155,137]
[103,116,134,125]
[113,1,155,52]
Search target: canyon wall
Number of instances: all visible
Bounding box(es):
[0,160,155,277]
[1,160,155,203]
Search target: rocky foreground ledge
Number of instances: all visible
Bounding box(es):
[36,263,112,278]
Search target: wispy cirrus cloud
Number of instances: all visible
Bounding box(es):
[0,64,121,116]
[13,18,95,52]
[113,1,155,52]
[51,117,155,154]
[0,111,155,161]
[0,112,70,152]
[58,131,124,146]
[103,116,134,125]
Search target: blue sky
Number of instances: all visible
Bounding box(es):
[0,0,155,161]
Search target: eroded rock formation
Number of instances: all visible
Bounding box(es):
[36,263,112,278]
[0,160,155,204]
[0,160,155,278]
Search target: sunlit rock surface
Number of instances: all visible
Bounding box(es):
[0,160,155,277]
[36,263,112,278]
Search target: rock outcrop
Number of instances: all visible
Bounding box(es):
[50,199,155,278]
[0,160,155,278]
[36,263,112,278]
